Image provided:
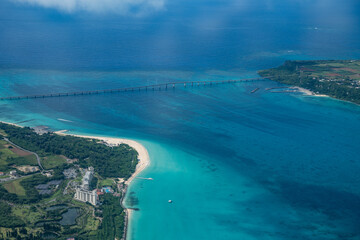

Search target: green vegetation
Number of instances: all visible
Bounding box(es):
[0,174,51,204]
[0,138,37,173]
[96,195,125,240]
[63,202,101,237]
[259,60,360,104]
[0,123,138,178]
[0,201,25,228]
[3,178,27,196]
[0,129,7,136]
[0,139,7,146]
[90,175,98,190]
[9,155,37,166]
[42,155,66,169]
[0,147,17,172]
[98,178,114,188]
[12,205,43,225]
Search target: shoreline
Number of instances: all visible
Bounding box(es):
[55,130,150,240]
[282,86,360,106]
[294,87,329,97]
[0,120,23,128]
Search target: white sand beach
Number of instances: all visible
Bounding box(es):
[295,87,329,97]
[55,131,150,185]
[0,121,23,128]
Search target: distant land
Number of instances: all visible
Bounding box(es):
[259,60,360,104]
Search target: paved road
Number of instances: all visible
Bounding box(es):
[0,174,33,183]
[4,137,43,170]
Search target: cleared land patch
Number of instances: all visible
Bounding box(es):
[3,178,26,196]
[9,145,32,157]
[42,155,66,169]
[0,141,38,171]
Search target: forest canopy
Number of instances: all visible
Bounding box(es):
[0,123,138,179]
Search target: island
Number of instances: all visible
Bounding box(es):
[258,60,360,104]
[0,122,147,240]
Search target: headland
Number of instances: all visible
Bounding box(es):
[0,121,149,239]
[259,60,360,104]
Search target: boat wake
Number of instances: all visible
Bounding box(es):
[57,118,74,123]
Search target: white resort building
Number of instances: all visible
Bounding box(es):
[74,166,98,205]
[74,188,98,206]
[81,168,93,190]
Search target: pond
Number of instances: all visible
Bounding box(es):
[59,208,80,226]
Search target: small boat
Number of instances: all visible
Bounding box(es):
[251,88,260,93]
[168,200,173,203]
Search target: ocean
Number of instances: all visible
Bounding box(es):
[1,0,360,239]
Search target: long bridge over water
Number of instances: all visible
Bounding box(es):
[0,78,265,101]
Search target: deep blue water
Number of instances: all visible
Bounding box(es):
[1,0,360,239]
[1,0,360,70]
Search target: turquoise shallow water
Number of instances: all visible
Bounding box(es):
[1,69,360,240]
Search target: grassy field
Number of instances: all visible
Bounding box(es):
[42,155,66,169]
[0,140,7,148]
[0,141,38,171]
[0,147,16,163]
[12,205,44,225]
[0,154,11,172]
[83,213,100,232]
[301,61,360,80]
[3,178,26,196]
[98,178,114,187]
[11,155,38,166]
[0,130,7,136]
